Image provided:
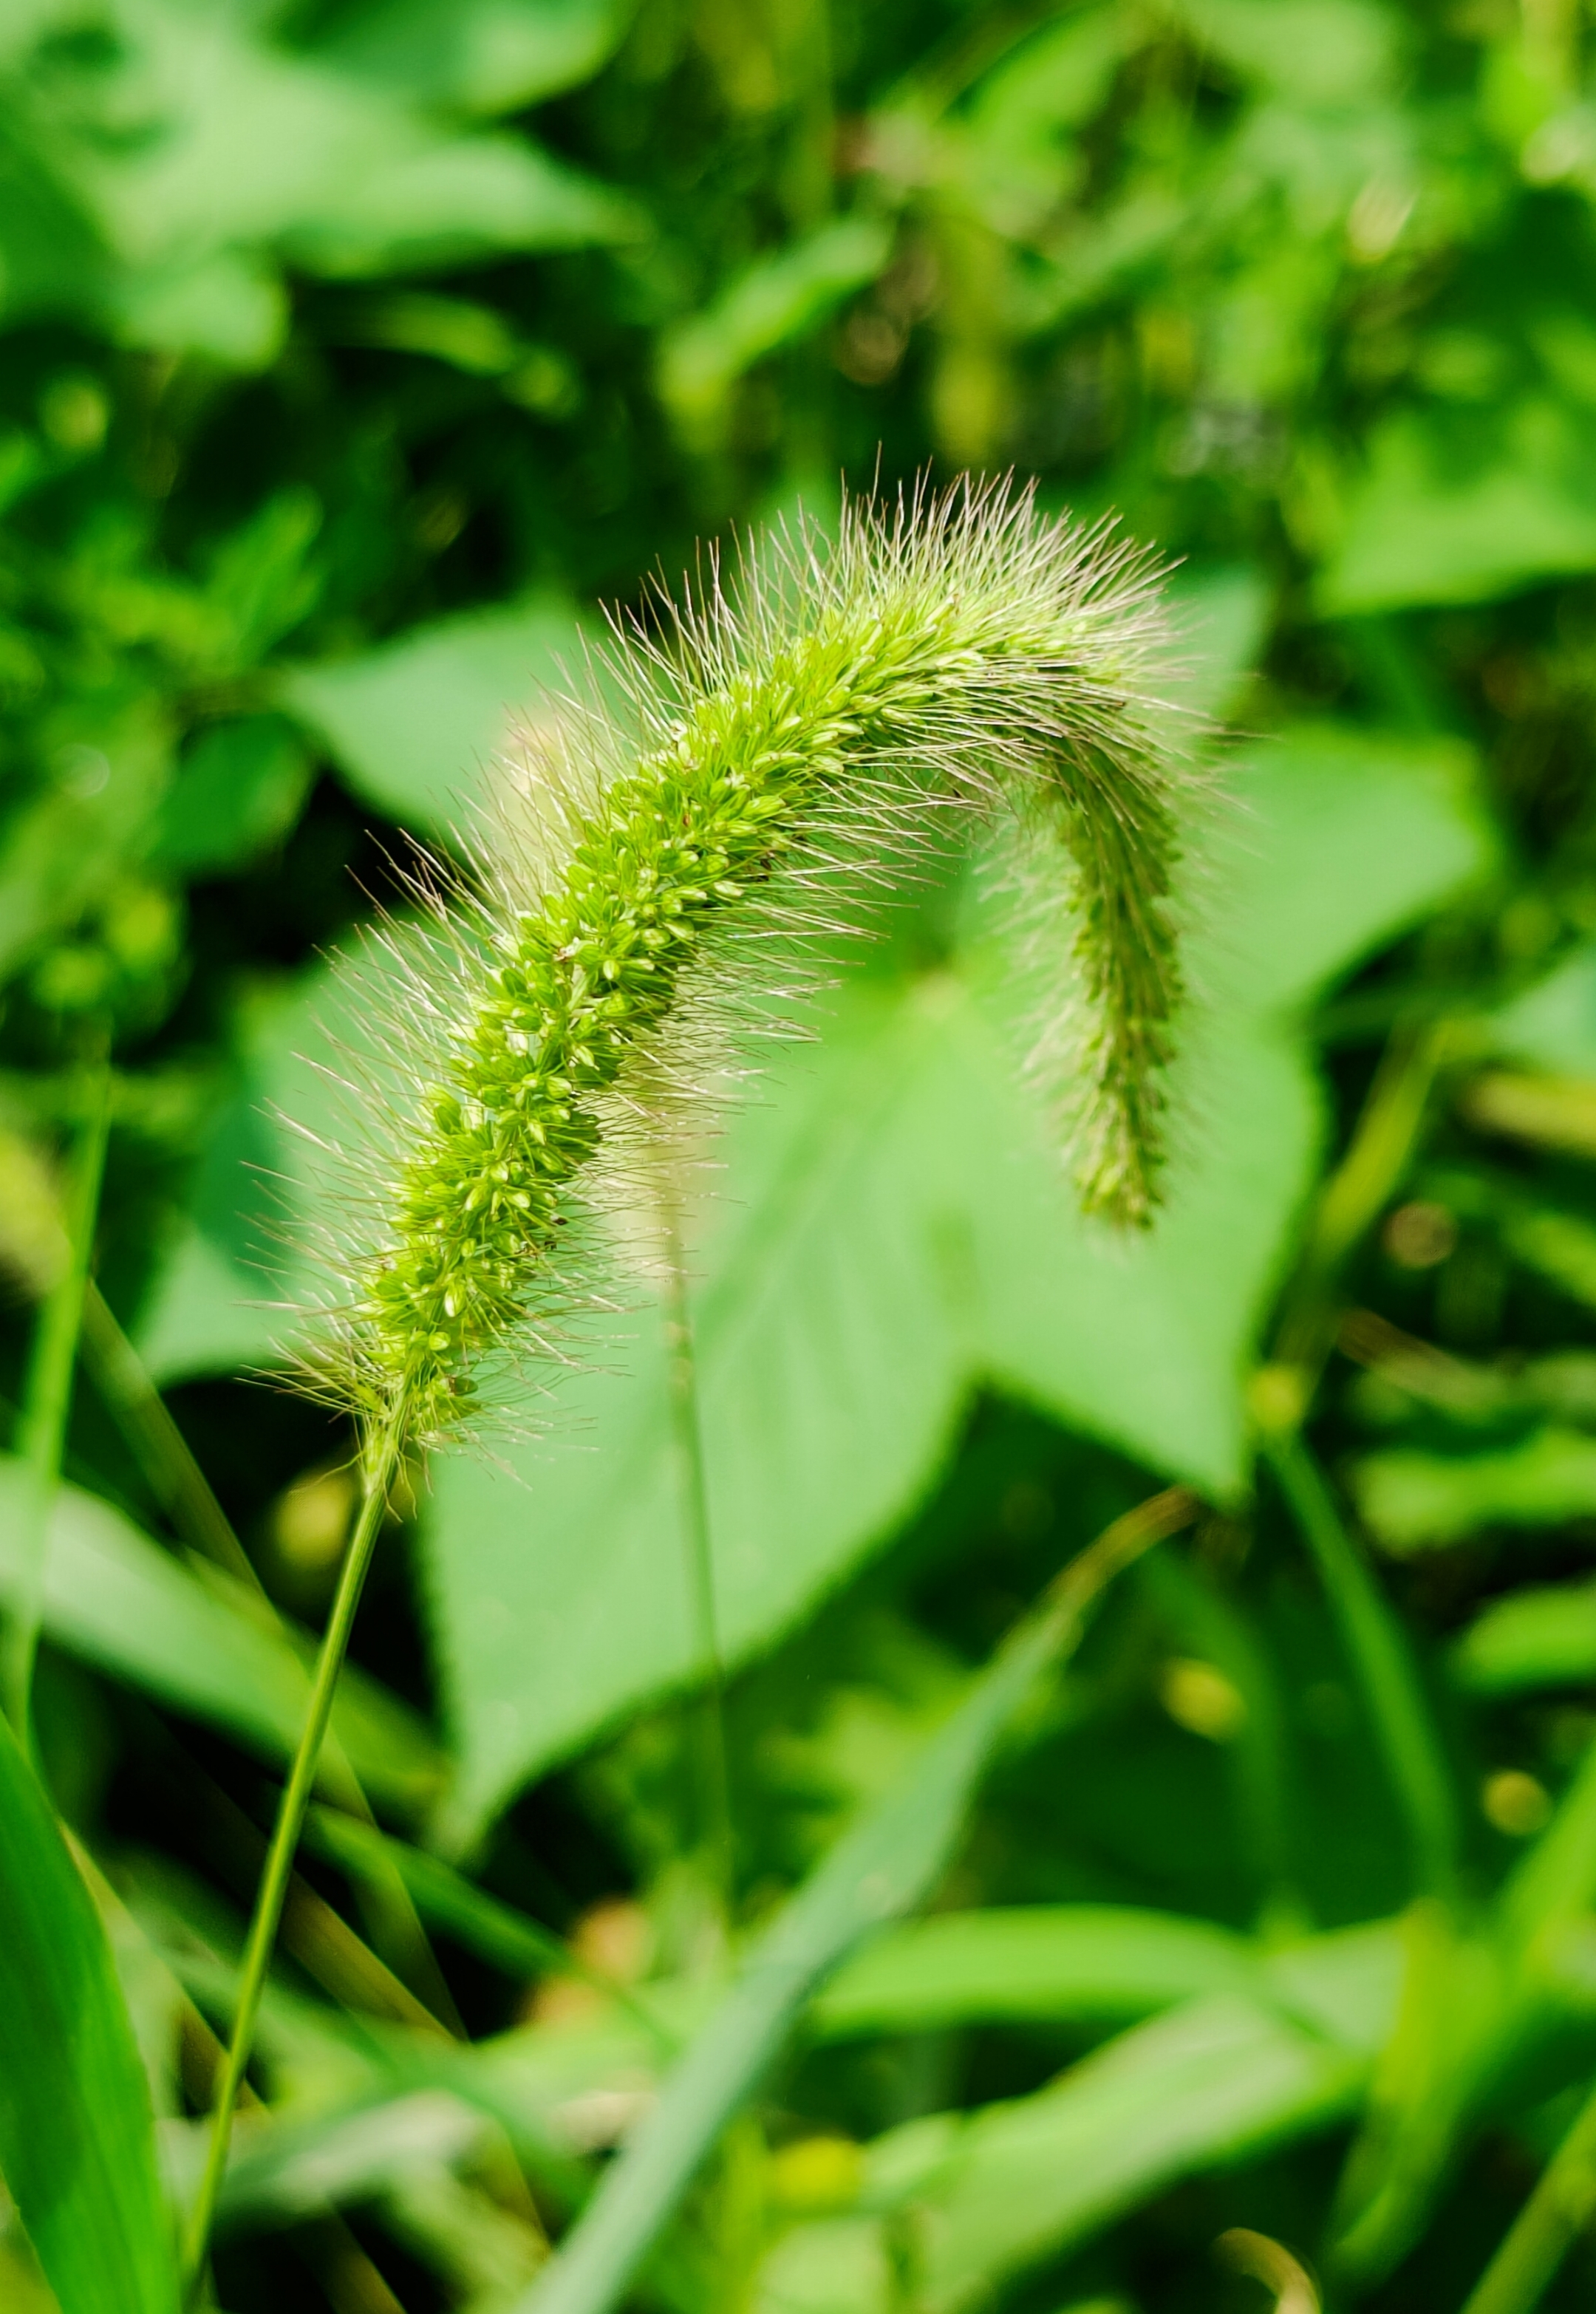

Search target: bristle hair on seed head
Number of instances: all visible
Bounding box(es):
[281,473,1198,1451]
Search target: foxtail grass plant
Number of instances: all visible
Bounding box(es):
[182,474,1199,2295]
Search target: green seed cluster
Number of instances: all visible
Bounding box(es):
[326,486,1185,1443]
[359,607,960,1440]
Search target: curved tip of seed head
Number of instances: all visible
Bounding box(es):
[283,465,1193,1439]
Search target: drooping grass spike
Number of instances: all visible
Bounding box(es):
[299,474,1193,1451]
[186,474,1197,2295]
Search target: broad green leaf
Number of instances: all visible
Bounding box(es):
[516,1518,1162,2314]
[150,716,312,876]
[959,7,1128,233]
[870,1981,1380,2313]
[1490,936,1596,1076]
[1352,1430,1596,1551]
[136,937,419,1385]
[1173,0,1399,102]
[1164,564,1270,726]
[0,109,110,331]
[1320,400,1596,614]
[0,1713,177,2314]
[1195,730,1490,1012]
[0,696,173,980]
[281,132,641,278]
[659,217,892,438]
[425,729,1496,1834]
[813,1907,1260,2036]
[1451,1579,1596,1696]
[0,1458,440,1811]
[101,15,638,272]
[755,2218,889,2314]
[107,249,286,368]
[279,594,587,833]
[310,0,637,116]
[14,1,639,360]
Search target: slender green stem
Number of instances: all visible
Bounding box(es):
[78,1283,258,1589]
[1272,1019,1453,1390]
[1460,2072,1596,2314]
[2,1061,110,1746]
[1264,1431,1458,1901]
[305,1806,676,2051]
[664,1232,734,1906]
[520,1487,1198,2314]
[181,1410,406,2300]
[74,1289,463,2027]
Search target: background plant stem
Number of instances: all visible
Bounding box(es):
[72,1280,460,2024]
[664,1228,735,1908]
[2,1058,110,1747]
[519,1486,1198,2314]
[182,1407,406,2300]
[1264,1431,1458,1901]
[1272,1019,1454,1390]
[1461,2070,1596,2314]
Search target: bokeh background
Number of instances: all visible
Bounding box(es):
[11,1,1596,2310]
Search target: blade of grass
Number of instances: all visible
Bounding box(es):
[0,1457,440,1809]
[664,1225,734,1911]
[193,1771,448,2036]
[304,1807,675,2050]
[78,1284,258,1590]
[516,1486,1198,2314]
[1271,1020,1456,1393]
[2,1060,109,1744]
[0,1126,454,2015]
[71,1831,409,2314]
[183,1416,406,2301]
[73,1287,461,2027]
[1261,1430,1459,1902]
[0,1708,177,2314]
[1460,2072,1596,2314]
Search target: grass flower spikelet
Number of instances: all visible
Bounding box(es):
[301,477,1194,1447]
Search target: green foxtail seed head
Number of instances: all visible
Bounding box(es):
[285,475,1196,1448]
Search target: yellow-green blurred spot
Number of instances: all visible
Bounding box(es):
[768,2134,864,2215]
[1160,1658,1247,1743]
[1481,1767,1552,1837]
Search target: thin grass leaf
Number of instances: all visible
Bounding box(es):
[1262,1433,1459,1900]
[812,1905,1263,2035]
[0,1712,178,2314]
[304,1806,674,2046]
[876,1982,1378,2314]
[0,1457,440,1810]
[1461,2066,1596,2314]
[515,1487,1196,2314]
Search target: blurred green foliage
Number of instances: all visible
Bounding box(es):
[16,0,1596,2310]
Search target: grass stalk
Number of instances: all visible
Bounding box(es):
[74,1287,461,2028]
[181,1406,407,2300]
[1271,1020,1454,1391]
[519,1486,1197,2314]
[664,1226,735,1908]
[1460,2073,1596,2314]
[1,1062,110,1746]
[1264,1430,1458,1901]
[78,1283,259,1590]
